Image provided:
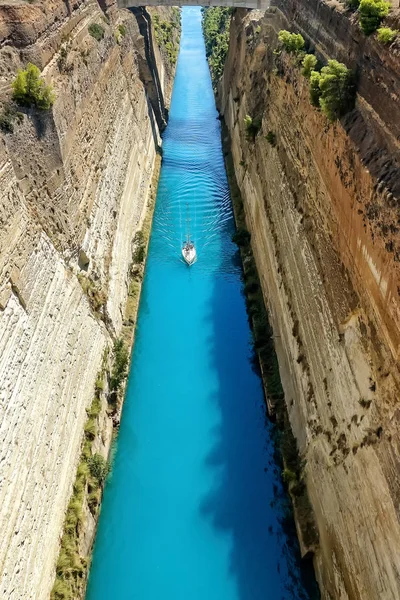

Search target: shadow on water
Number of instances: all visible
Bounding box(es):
[199,217,319,600]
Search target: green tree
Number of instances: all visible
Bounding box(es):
[309,60,355,121]
[359,0,390,35]
[88,454,110,485]
[278,30,305,54]
[318,60,355,120]
[12,63,55,110]
[88,23,105,41]
[377,26,398,43]
[301,53,317,78]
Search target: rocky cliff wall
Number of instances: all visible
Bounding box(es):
[218,6,400,599]
[0,2,177,598]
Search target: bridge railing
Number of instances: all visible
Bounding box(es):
[118,0,269,9]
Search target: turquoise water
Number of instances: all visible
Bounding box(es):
[86,8,316,600]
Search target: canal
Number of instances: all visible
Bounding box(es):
[86,7,315,600]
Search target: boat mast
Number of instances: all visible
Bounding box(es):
[186,203,190,245]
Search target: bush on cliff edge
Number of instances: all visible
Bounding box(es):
[278,30,305,54]
[301,54,318,78]
[109,339,129,397]
[12,63,55,110]
[377,26,398,43]
[309,60,355,121]
[359,0,390,35]
[202,7,232,85]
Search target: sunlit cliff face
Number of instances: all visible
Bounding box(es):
[217,5,400,599]
[0,3,177,599]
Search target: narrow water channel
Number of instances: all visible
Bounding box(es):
[86,8,316,600]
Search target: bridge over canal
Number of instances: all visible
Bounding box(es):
[118,0,268,10]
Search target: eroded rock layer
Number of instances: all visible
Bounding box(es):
[218,6,400,599]
[0,2,177,598]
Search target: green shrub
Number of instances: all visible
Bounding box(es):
[0,109,13,132]
[77,273,106,315]
[243,115,252,128]
[232,228,251,247]
[309,70,322,106]
[265,131,276,146]
[377,26,398,43]
[309,60,355,121]
[133,230,146,264]
[55,551,71,574]
[301,53,317,78]
[110,338,129,394]
[359,0,390,35]
[51,578,71,600]
[88,453,110,485]
[88,489,101,514]
[68,497,83,525]
[278,30,305,54]
[244,114,261,141]
[84,418,96,440]
[153,15,180,66]
[202,7,232,85]
[51,369,107,600]
[319,60,355,120]
[57,46,69,72]
[282,468,297,485]
[76,461,89,480]
[87,396,101,419]
[115,23,127,44]
[95,375,104,393]
[82,439,92,460]
[133,244,145,264]
[0,103,24,132]
[346,0,360,9]
[12,63,55,110]
[88,23,105,41]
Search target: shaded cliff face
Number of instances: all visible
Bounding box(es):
[0,2,177,598]
[218,6,400,599]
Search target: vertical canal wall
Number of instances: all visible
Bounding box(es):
[217,5,400,599]
[0,2,179,598]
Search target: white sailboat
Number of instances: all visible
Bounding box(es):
[182,204,197,266]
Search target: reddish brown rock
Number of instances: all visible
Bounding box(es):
[218,5,400,598]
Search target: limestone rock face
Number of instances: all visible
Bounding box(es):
[218,6,400,599]
[0,2,177,598]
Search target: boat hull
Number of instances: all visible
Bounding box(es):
[182,247,197,265]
